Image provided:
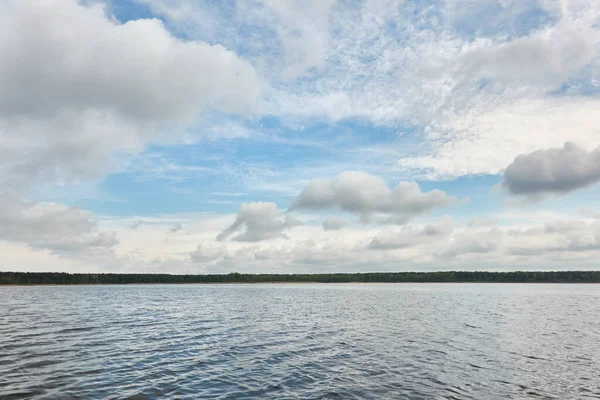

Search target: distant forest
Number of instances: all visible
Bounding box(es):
[1,270,600,285]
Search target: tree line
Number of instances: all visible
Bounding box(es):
[1,270,600,285]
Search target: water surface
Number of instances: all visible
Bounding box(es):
[1,283,599,399]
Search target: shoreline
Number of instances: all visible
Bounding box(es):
[2,281,599,286]
[3,271,600,285]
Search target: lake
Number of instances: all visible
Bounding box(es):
[1,283,599,399]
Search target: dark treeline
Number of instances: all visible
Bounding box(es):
[2,270,600,285]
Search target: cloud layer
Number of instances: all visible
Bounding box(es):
[2,0,600,274]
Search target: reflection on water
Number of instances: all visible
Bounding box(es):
[1,283,599,399]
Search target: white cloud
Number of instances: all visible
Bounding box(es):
[257,0,337,79]
[0,199,118,258]
[213,215,600,271]
[322,216,348,231]
[501,142,600,198]
[506,218,600,255]
[217,202,302,242]
[440,228,504,258]
[190,241,228,263]
[291,171,461,223]
[369,217,455,249]
[3,209,600,273]
[127,0,600,139]
[0,0,264,267]
[134,0,337,80]
[398,97,600,178]
[0,0,260,191]
[0,0,259,121]
[4,0,600,274]
[457,20,597,89]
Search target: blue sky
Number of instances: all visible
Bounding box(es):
[1,0,600,273]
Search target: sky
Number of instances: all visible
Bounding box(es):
[1,0,600,274]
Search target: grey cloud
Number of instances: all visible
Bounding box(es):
[217,202,302,242]
[322,216,348,231]
[369,217,455,249]
[170,223,183,233]
[291,171,460,223]
[501,142,600,198]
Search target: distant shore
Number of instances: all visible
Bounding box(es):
[2,271,600,285]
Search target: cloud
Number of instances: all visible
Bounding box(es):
[134,0,337,80]
[322,216,348,231]
[0,0,259,121]
[130,220,145,229]
[506,218,600,255]
[0,199,118,257]
[211,215,600,271]
[369,217,455,249]
[440,229,503,258]
[190,241,228,263]
[257,0,337,79]
[501,142,600,198]
[170,223,183,233]
[291,171,460,223]
[398,97,600,179]
[457,20,597,89]
[0,0,263,267]
[5,208,600,273]
[0,0,260,192]
[217,202,302,242]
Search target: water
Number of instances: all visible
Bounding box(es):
[1,283,599,399]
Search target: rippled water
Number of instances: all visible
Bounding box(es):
[1,283,600,399]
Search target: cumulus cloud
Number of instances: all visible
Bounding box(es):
[322,216,348,231]
[0,0,259,121]
[501,142,600,198]
[0,0,264,267]
[369,217,455,249]
[0,199,118,257]
[291,171,460,223]
[190,241,228,263]
[0,0,260,191]
[217,202,302,242]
